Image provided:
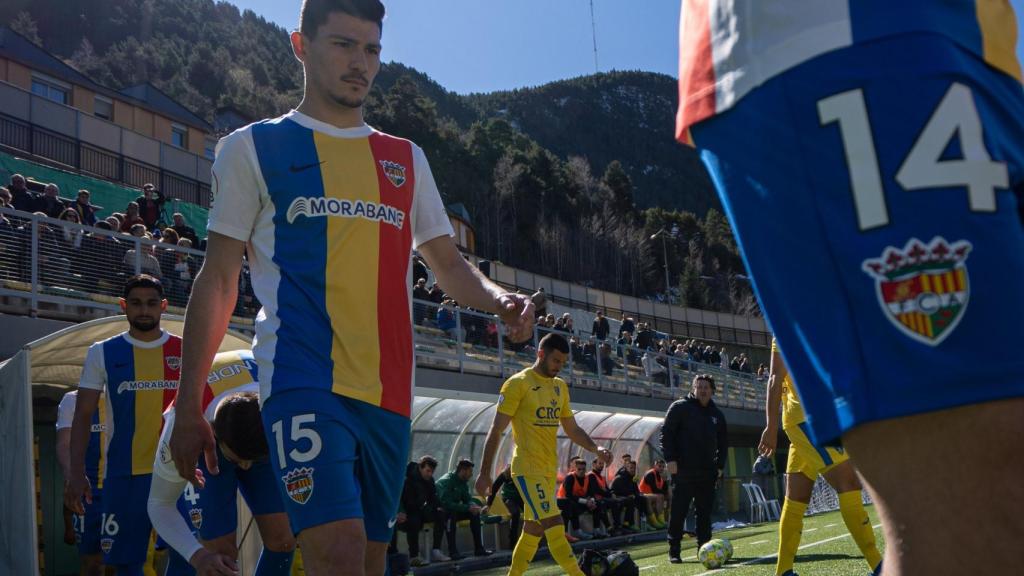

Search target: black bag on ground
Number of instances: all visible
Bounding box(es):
[577,549,638,576]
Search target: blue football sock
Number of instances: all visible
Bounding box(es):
[255,548,294,576]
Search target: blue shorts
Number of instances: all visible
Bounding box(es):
[191,442,286,540]
[691,34,1024,445]
[74,488,103,555]
[261,388,411,541]
[101,475,153,565]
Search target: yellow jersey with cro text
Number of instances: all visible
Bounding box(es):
[497,367,571,477]
[773,338,806,429]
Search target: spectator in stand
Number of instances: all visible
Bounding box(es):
[558,458,601,540]
[643,349,668,385]
[428,281,445,304]
[739,355,752,373]
[568,336,585,365]
[599,343,619,376]
[57,208,85,250]
[134,184,166,230]
[39,183,68,219]
[411,256,428,290]
[707,345,720,366]
[103,216,120,231]
[617,331,637,365]
[436,459,492,560]
[170,213,199,246]
[720,347,730,370]
[80,221,124,290]
[620,315,635,337]
[120,202,146,234]
[123,235,162,278]
[0,186,12,208]
[413,277,431,325]
[9,174,37,213]
[730,355,742,372]
[128,224,147,238]
[635,322,655,351]
[756,363,768,381]
[638,460,670,529]
[393,455,449,566]
[588,458,627,536]
[485,465,524,549]
[531,287,547,319]
[171,238,197,305]
[71,190,98,226]
[437,299,463,340]
[611,460,644,532]
[592,310,611,341]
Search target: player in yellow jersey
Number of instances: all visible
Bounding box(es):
[476,333,612,576]
[759,338,882,576]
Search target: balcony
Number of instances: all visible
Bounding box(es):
[0,80,211,207]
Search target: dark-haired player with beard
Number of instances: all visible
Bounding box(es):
[475,333,612,576]
[65,275,183,576]
[171,1,534,574]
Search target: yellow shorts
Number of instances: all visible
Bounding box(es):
[511,474,561,521]
[785,423,849,480]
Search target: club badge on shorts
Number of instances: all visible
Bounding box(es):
[862,237,971,346]
[100,538,114,554]
[189,508,203,530]
[282,467,315,504]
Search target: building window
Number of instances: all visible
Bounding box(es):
[94,96,113,120]
[171,123,188,149]
[31,76,69,105]
[204,138,217,160]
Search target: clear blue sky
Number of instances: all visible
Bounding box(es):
[228,0,1024,95]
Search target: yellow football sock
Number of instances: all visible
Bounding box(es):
[776,498,807,575]
[509,531,541,576]
[544,524,584,576]
[838,490,882,570]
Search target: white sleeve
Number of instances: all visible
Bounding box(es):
[411,145,454,248]
[78,344,106,391]
[207,128,265,242]
[56,392,77,430]
[153,410,182,481]
[147,472,202,563]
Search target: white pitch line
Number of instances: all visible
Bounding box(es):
[690,523,883,576]
[639,566,657,571]
[804,527,818,533]
[824,523,837,528]
[749,540,769,545]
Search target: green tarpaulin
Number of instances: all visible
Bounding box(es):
[0,151,208,237]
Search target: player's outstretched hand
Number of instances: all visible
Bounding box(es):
[190,548,239,576]
[63,473,92,515]
[170,410,218,488]
[758,426,777,458]
[496,293,535,343]
[475,473,493,500]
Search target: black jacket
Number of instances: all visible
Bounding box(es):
[610,467,640,499]
[399,462,441,516]
[660,395,728,480]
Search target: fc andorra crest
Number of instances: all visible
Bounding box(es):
[166,356,182,371]
[379,160,407,188]
[861,237,971,346]
[283,467,315,505]
[189,508,203,530]
[101,538,114,554]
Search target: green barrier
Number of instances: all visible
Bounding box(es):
[0,151,208,238]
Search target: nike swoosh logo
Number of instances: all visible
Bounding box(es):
[289,161,325,173]
[387,518,397,529]
[531,386,541,391]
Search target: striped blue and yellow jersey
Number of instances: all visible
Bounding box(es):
[207,111,454,417]
[79,330,181,477]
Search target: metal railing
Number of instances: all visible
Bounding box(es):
[0,206,766,409]
[0,110,211,207]
[413,299,766,411]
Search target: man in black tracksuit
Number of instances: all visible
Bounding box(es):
[660,374,728,563]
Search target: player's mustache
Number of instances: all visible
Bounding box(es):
[341,74,368,86]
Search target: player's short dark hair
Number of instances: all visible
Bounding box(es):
[123,274,163,299]
[539,333,570,355]
[694,373,717,391]
[300,0,385,39]
[419,455,438,470]
[455,458,474,472]
[213,392,269,462]
[654,459,666,466]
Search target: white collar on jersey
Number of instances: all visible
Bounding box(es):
[286,110,375,139]
[122,329,171,349]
